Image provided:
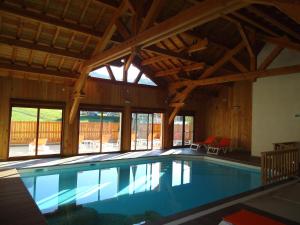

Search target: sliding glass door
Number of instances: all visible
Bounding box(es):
[9,106,63,158]
[78,110,122,154]
[173,115,194,147]
[131,113,162,150]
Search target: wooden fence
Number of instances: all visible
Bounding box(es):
[261,149,299,185]
[10,121,164,144]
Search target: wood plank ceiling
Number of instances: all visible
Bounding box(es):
[0,0,300,123]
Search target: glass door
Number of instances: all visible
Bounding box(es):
[131,113,162,150]
[9,106,63,158]
[173,115,194,147]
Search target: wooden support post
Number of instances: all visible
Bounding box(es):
[121,104,132,152]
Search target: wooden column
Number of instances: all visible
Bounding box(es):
[0,77,11,160]
[162,110,173,149]
[62,98,78,156]
[121,104,131,152]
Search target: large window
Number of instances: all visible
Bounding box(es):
[9,105,63,158]
[78,110,122,154]
[173,115,194,147]
[131,113,162,150]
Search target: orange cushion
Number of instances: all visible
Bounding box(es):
[223,209,286,225]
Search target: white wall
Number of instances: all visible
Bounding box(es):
[251,44,300,156]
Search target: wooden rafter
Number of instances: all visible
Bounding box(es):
[230,58,249,72]
[168,41,246,123]
[231,12,278,37]
[139,0,166,32]
[250,0,300,24]
[247,6,300,42]
[84,0,250,69]
[0,36,87,60]
[106,65,116,81]
[170,64,300,88]
[155,63,205,77]
[69,0,130,124]
[93,0,129,55]
[223,15,256,71]
[0,3,102,38]
[0,62,79,78]
[79,0,92,24]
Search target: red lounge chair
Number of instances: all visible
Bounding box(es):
[190,136,217,151]
[220,209,285,225]
[207,137,230,155]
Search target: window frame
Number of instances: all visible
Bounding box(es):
[8,99,65,159]
[172,113,195,148]
[130,110,164,151]
[77,105,123,155]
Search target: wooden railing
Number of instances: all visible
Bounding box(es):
[261,149,299,185]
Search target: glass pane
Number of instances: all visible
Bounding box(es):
[138,74,157,86]
[110,65,124,81]
[9,107,38,157]
[89,67,111,80]
[153,113,162,149]
[184,116,194,145]
[173,116,183,146]
[37,108,62,155]
[131,113,137,150]
[78,111,101,154]
[101,112,121,152]
[127,64,140,83]
[136,114,148,150]
[147,114,153,149]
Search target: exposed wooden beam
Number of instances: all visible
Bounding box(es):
[258,45,283,70]
[134,71,143,83]
[124,48,137,73]
[84,0,250,69]
[0,62,79,78]
[247,6,300,42]
[69,0,130,124]
[0,3,101,38]
[201,41,245,78]
[250,0,300,24]
[155,63,205,77]
[223,15,256,70]
[257,34,300,52]
[139,0,166,32]
[0,36,87,60]
[230,57,249,72]
[144,46,201,65]
[171,64,300,87]
[93,0,129,55]
[106,65,116,81]
[187,38,208,53]
[231,12,278,37]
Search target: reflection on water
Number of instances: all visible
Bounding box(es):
[21,159,260,225]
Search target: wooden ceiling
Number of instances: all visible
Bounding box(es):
[0,0,300,123]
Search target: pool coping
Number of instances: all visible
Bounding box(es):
[0,153,264,225]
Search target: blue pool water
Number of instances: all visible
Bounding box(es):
[19,156,260,225]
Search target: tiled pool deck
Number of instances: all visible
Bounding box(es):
[0,148,299,225]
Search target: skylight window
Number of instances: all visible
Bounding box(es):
[88,62,157,87]
[138,74,157,86]
[89,67,110,80]
[127,64,140,83]
[110,65,123,81]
